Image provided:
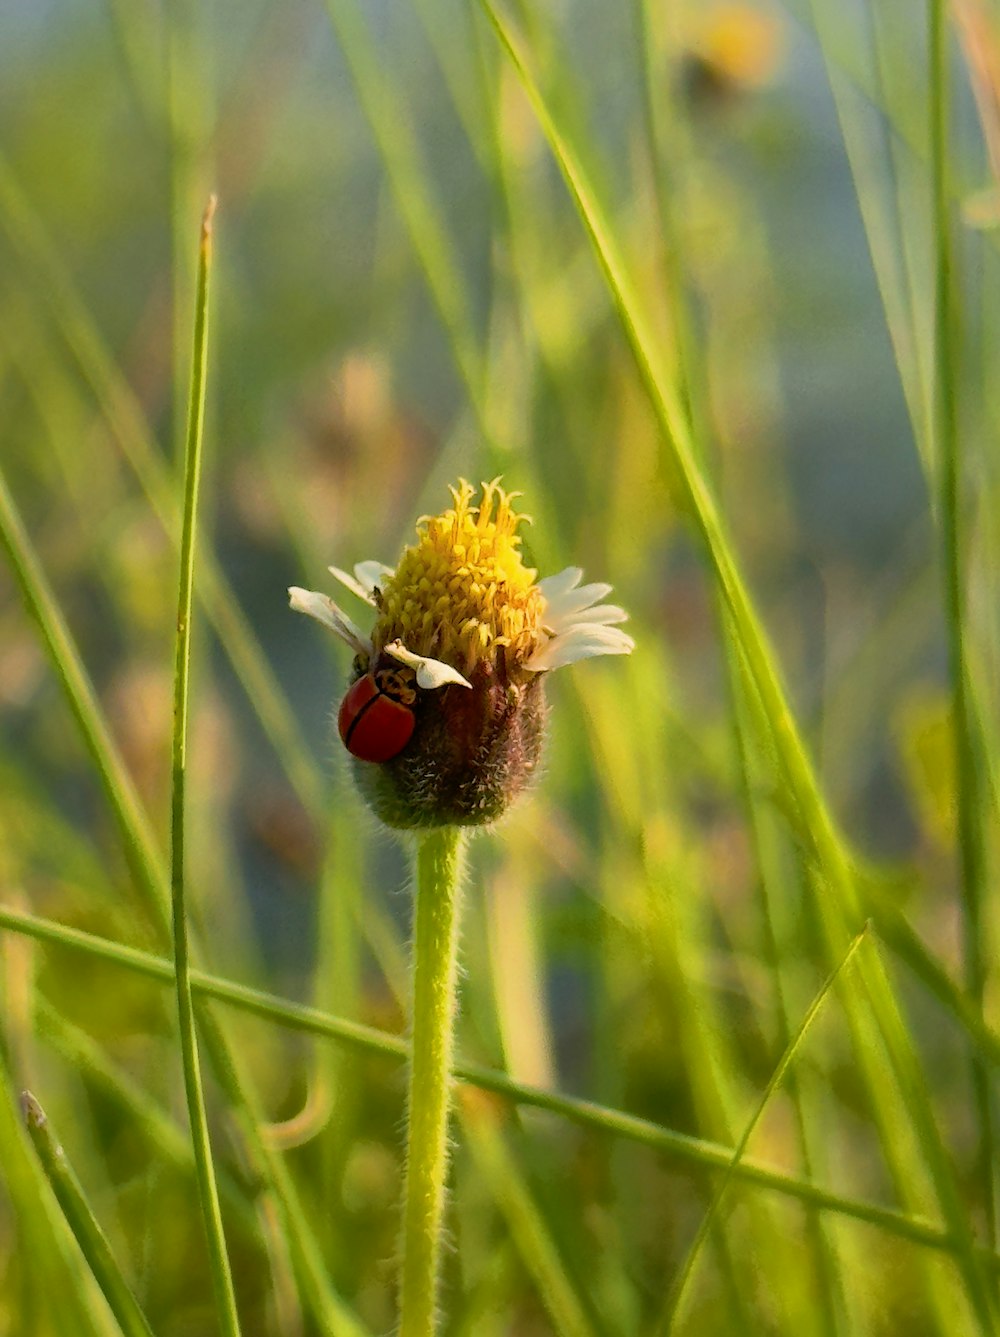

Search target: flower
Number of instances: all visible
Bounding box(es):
[289,479,633,827]
[684,4,785,100]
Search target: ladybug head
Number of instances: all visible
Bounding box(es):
[374,666,417,707]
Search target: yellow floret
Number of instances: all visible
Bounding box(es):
[374,479,545,672]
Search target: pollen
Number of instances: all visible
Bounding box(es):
[373,479,545,674]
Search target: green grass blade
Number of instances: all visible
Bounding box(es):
[476,0,850,868]
[21,1091,156,1337]
[807,0,931,463]
[658,925,871,1333]
[0,1049,113,1336]
[630,11,843,1316]
[4,903,995,1267]
[0,151,326,819]
[166,0,212,450]
[478,8,994,1323]
[929,0,995,1249]
[0,462,367,1334]
[725,659,849,1333]
[460,1101,600,1337]
[36,1002,257,1234]
[195,1011,371,1337]
[169,195,242,1337]
[0,466,166,904]
[322,0,487,408]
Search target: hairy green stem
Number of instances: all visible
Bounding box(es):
[399,827,466,1336]
[171,196,241,1336]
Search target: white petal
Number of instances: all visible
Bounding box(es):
[537,567,583,601]
[543,581,614,622]
[525,623,635,672]
[568,603,629,625]
[384,640,472,690]
[355,560,394,594]
[327,565,372,603]
[288,587,371,656]
[327,560,392,605]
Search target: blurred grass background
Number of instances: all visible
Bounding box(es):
[2,0,1000,1332]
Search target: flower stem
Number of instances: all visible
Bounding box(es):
[398,826,466,1337]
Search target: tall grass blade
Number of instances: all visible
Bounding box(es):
[657,925,871,1332]
[3,903,997,1267]
[724,648,849,1333]
[0,311,370,1337]
[36,1002,256,1232]
[929,0,995,1249]
[321,0,487,407]
[0,465,165,900]
[169,195,242,1337]
[21,1091,156,1337]
[0,1051,113,1336]
[460,1099,600,1337]
[479,7,997,1324]
[0,152,326,819]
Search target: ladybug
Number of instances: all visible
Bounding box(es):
[338,665,417,762]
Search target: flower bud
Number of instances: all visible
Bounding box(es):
[289,479,633,829]
[352,655,546,828]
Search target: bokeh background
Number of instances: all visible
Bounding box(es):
[2,1,1000,1333]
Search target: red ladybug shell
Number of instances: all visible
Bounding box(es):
[338,672,415,762]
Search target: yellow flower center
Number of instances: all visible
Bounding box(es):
[374,479,545,674]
